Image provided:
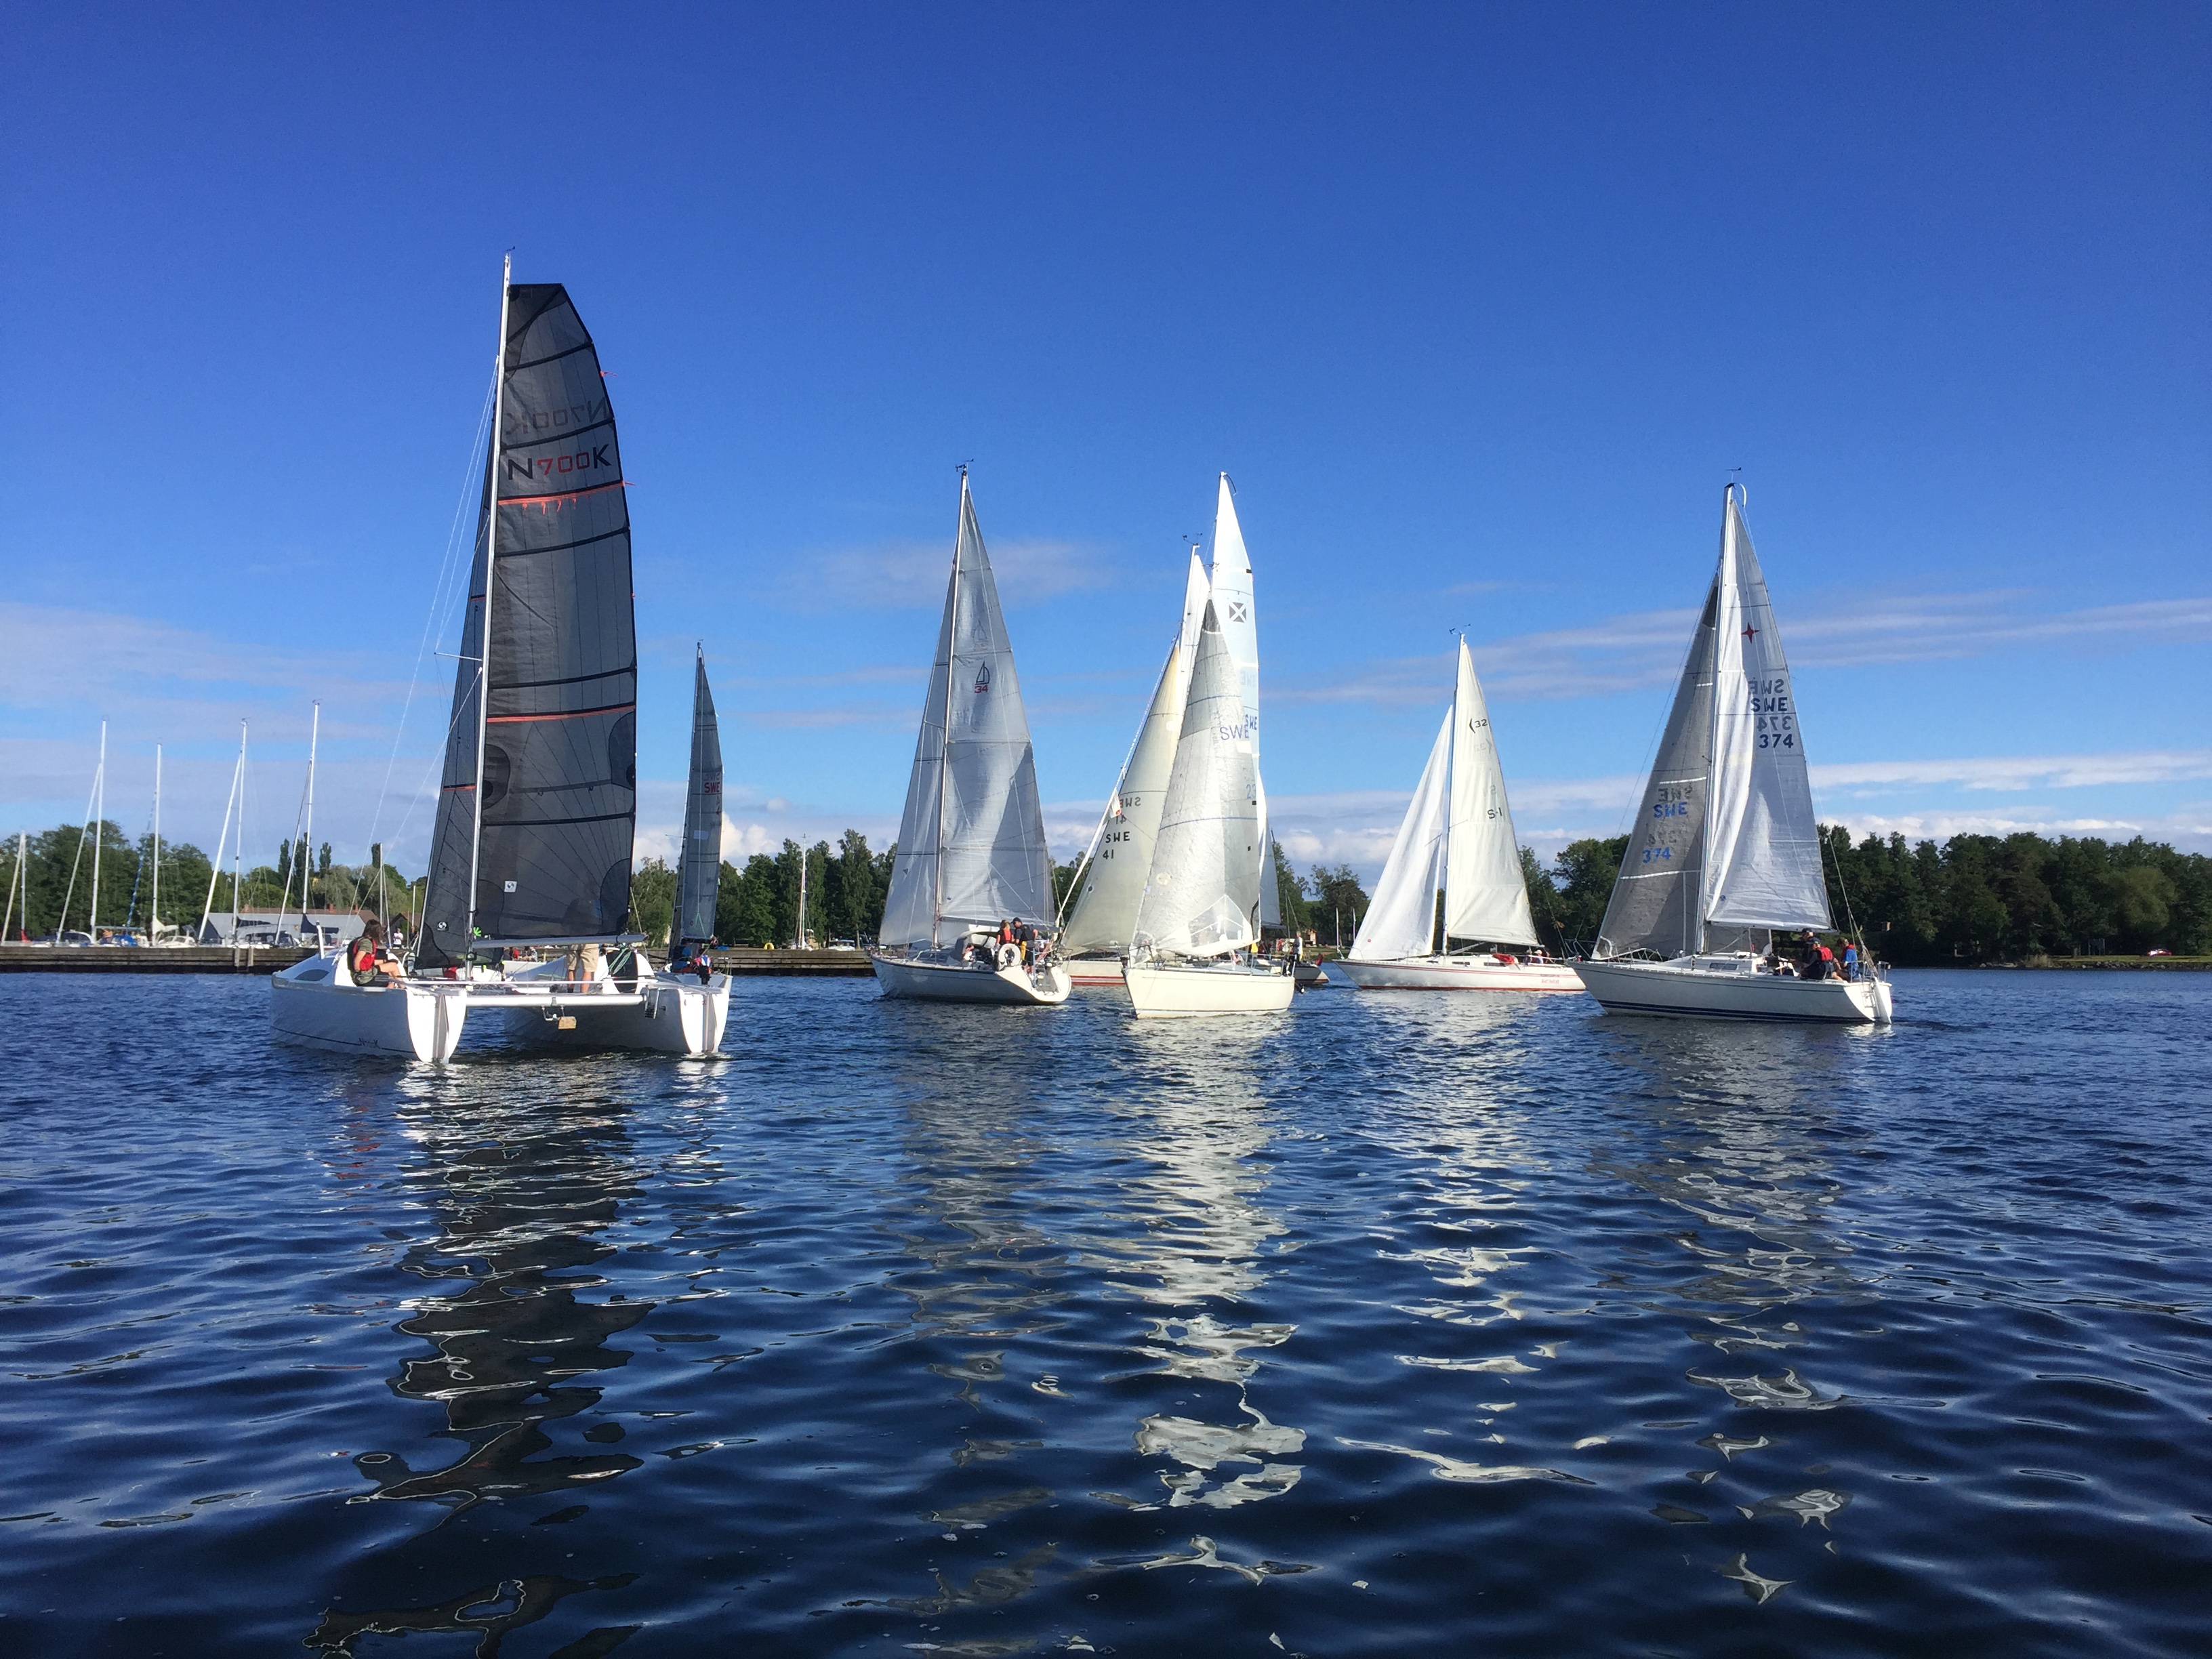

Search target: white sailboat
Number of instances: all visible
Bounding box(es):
[1123,598,1296,1018]
[1574,485,1892,1023]
[272,263,726,1060]
[1056,552,1210,985]
[870,470,1070,1005]
[1336,640,1582,991]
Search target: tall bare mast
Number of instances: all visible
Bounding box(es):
[200,722,247,941]
[464,254,513,956]
[150,745,161,937]
[299,701,320,937]
[89,721,106,936]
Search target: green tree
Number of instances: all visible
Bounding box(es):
[1547,834,1628,951]
[1271,842,1311,933]
[1307,863,1370,951]
[631,857,678,946]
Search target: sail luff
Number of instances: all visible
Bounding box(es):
[465,259,513,948]
[676,650,724,947]
[1442,640,1540,946]
[878,553,957,951]
[1349,705,1451,961]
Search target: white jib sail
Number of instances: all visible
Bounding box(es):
[1060,554,1212,955]
[1349,705,1451,962]
[1443,640,1539,947]
[1702,489,1831,933]
[1133,600,1261,958]
[879,476,1054,951]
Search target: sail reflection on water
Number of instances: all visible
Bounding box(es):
[351,1078,656,1507]
[1090,1024,1306,1515]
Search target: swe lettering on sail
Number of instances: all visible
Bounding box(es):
[1748,676,1797,750]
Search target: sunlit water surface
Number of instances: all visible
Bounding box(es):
[2,970,2208,1657]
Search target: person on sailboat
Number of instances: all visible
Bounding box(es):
[348,922,394,986]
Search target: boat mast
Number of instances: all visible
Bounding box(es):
[464,255,513,958]
[151,745,161,937]
[200,722,245,941]
[299,701,319,940]
[1696,483,1734,959]
[89,720,106,937]
[932,467,965,949]
[1441,638,1458,957]
[234,725,247,941]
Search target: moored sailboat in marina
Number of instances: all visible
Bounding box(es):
[1574,485,1892,1024]
[1335,639,1581,991]
[270,265,727,1059]
[869,471,1069,1005]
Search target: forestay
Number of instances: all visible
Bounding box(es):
[1702,492,1831,933]
[1443,640,1539,946]
[1061,554,1209,956]
[676,650,723,947]
[420,281,638,970]
[879,476,1054,951]
[1134,603,1262,958]
[1349,706,1451,962]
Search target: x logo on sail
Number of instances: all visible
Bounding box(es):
[1227,601,1248,623]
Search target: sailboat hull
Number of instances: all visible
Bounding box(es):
[487,972,731,1055]
[1574,956,1893,1024]
[269,956,470,1062]
[1063,954,1126,987]
[1334,954,1584,992]
[1123,959,1297,1019]
[869,951,1071,1005]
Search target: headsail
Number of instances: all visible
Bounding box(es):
[420,278,638,969]
[1349,705,1450,962]
[1443,640,1539,946]
[879,474,1053,951]
[676,649,724,948]
[1702,491,1830,933]
[1132,602,1262,958]
[1059,553,1210,956]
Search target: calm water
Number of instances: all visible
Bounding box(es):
[2,970,2208,1657]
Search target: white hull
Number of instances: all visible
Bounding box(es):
[1574,956,1893,1025]
[1334,954,1584,992]
[485,972,732,1056]
[270,957,470,1062]
[869,951,1071,1005]
[1123,958,1297,1019]
[1064,956,1126,987]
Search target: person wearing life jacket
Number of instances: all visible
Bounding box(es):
[348,921,392,986]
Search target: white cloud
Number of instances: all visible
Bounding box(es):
[1277,590,2212,707]
[772,536,1113,614]
[1814,749,2212,793]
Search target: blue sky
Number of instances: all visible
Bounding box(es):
[4,3,2207,879]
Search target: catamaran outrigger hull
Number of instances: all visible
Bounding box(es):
[270,960,470,1061]
[1334,955,1584,992]
[870,951,1071,1005]
[1574,957,1892,1025]
[1123,960,1296,1019]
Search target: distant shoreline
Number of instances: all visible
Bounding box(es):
[1979,956,2212,972]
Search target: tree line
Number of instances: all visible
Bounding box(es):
[1525,828,2212,963]
[14,817,2200,962]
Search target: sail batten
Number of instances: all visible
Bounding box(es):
[676,651,723,947]
[879,477,1053,951]
[419,279,638,968]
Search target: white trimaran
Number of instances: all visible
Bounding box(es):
[870,470,1069,1004]
[1574,485,1892,1023]
[1336,640,1581,991]
[270,263,729,1059]
[1122,478,1296,1017]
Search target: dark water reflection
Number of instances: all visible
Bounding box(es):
[1,970,2208,1656]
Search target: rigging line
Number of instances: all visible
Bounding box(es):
[367,369,499,859]
[380,653,491,857]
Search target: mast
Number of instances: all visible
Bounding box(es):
[90,721,105,937]
[200,722,245,941]
[234,725,247,941]
[299,701,319,939]
[464,255,513,957]
[151,745,161,937]
[1696,483,1735,958]
[1442,638,1459,953]
[932,467,966,947]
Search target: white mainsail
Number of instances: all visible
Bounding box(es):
[1443,640,1539,946]
[879,474,1054,951]
[1702,492,1830,933]
[1132,601,1262,958]
[1060,554,1209,955]
[1207,476,1269,928]
[1348,707,1450,962]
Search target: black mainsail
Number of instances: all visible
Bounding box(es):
[419,274,638,969]
[675,649,724,953]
